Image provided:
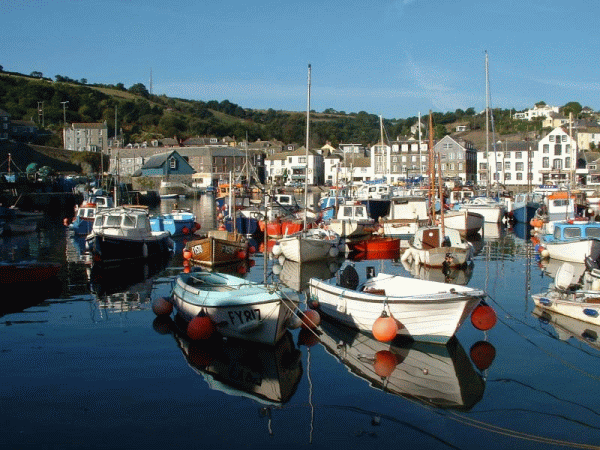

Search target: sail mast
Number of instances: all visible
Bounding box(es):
[485,51,490,197]
[303,64,311,229]
[428,111,436,224]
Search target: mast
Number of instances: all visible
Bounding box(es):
[428,111,436,224]
[485,51,490,197]
[418,111,422,187]
[380,115,385,180]
[303,64,311,229]
[438,152,445,238]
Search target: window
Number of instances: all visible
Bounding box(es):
[587,227,600,238]
[554,144,561,155]
[504,152,510,158]
[516,172,523,180]
[480,163,487,170]
[562,227,581,239]
[516,152,522,159]
[543,144,549,153]
[505,173,511,180]
[299,157,306,163]
[516,162,524,171]
[565,157,571,169]
[458,162,463,170]
[496,162,502,171]
[562,135,567,142]
[553,159,562,169]
[504,162,511,170]
[543,157,549,168]
[549,135,555,142]
[170,158,177,169]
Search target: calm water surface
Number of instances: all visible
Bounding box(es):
[1,197,599,450]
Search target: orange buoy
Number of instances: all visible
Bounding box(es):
[182,226,190,235]
[301,309,321,329]
[373,350,399,378]
[183,259,190,267]
[183,249,192,260]
[372,312,398,342]
[297,327,320,347]
[152,297,173,316]
[63,218,70,226]
[470,304,497,331]
[187,315,215,340]
[218,224,226,231]
[470,341,496,371]
[183,266,191,273]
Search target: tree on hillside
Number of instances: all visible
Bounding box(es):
[129,83,149,98]
[535,100,546,107]
[561,101,582,118]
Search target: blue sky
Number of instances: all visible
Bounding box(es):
[3,0,599,119]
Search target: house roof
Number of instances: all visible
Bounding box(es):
[142,151,179,169]
[71,122,107,129]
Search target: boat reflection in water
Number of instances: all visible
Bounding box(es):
[275,256,343,293]
[349,248,400,262]
[399,259,474,285]
[532,306,600,351]
[155,316,303,407]
[318,318,487,410]
[538,257,586,285]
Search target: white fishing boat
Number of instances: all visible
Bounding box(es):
[539,221,600,263]
[276,227,340,263]
[532,262,600,327]
[401,226,474,268]
[308,264,486,344]
[85,207,175,264]
[532,306,600,351]
[170,270,302,345]
[318,319,486,409]
[456,197,506,223]
[327,203,374,238]
[442,210,484,238]
[380,196,429,239]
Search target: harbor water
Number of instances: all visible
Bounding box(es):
[1,195,599,450]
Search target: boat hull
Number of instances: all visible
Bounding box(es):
[278,232,337,263]
[171,272,300,345]
[543,239,600,263]
[86,233,174,264]
[309,274,484,344]
[532,293,600,326]
[443,211,484,237]
[186,232,248,267]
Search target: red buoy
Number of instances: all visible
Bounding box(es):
[183,266,191,273]
[183,249,192,260]
[183,259,190,267]
[152,297,173,316]
[248,246,256,254]
[373,350,399,378]
[182,226,190,235]
[187,315,215,340]
[237,250,247,260]
[471,304,497,331]
[193,222,201,232]
[470,341,496,371]
[297,327,320,347]
[372,313,398,342]
[301,309,321,329]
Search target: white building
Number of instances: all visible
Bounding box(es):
[264,147,324,185]
[513,104,560,121]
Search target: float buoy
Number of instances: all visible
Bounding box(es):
[152,297,173,316]
[470,303,497,331]
[372,312,398,342]
[469,341,496,371]
[373,350,399,378]
[301,309,321,329]
[187,315,215,340]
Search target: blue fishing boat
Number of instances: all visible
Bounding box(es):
[150,210,197,236]
[169,269,302,345]
[512,192,543,223]
[539,220,600,263]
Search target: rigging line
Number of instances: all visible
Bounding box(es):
[307,347,314,445]
[486,378,600,419]
[486,295,600,380]
[445,410,600,450]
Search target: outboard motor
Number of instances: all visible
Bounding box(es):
[366,266,375,279]
[337,264,359,290]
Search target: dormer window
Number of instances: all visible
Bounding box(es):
[169,157,177,169]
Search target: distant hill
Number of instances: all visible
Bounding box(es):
[0,140,86,174]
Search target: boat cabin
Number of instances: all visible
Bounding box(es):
[552,221,600,241]
[336,203,370,221]
[412,227,464,249]
[92,208,153,238]
[448,189,475,205]
[355,183,391,200]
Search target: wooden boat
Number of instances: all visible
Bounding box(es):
[85,207,175,264]
[401,226,474,268]
[442,210,484,238]
[276,227,340,263]
[532,262,600,327]
[347,235,400,254]
[0,260,61,284]
[327,203,374,238]
[185,230,249,267]
[318,318,485,410]
[539,221,600,263]
[308,264,486,344]
[170,270,302,345]
[160,319,303,405]
[150,209,197,236]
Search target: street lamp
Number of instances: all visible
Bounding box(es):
[60,101,69,126]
